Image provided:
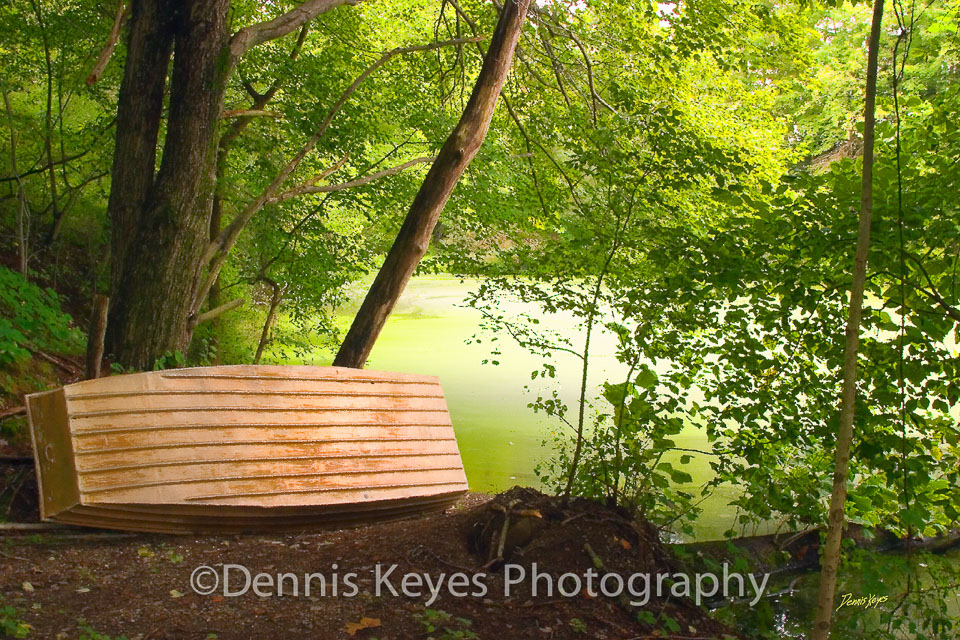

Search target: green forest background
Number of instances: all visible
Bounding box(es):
[2,0,960,636]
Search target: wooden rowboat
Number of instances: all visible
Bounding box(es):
[25,365,468,534]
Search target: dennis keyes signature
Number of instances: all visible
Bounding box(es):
[836,592,889,611]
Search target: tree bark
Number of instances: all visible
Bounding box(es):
[254,279,283,364]
[105,0,175,298]
[333,0,531,368]
[85,295,109,379]
[107,0,231,369]
[812,0,883,637]
[104,0,356,370]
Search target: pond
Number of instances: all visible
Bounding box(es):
[280,274,741,542]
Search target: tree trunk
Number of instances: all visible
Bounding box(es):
[334,0,531,368]
[107,0,232,369]
[4,90,30,279]
[812,0,883,636]
[254,279,283,364]
[85,295,109,379]
[105,0,175,298]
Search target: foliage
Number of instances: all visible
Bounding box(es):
[462,0,791,533]
[0,603,30,639]
[413,609,478,640]
[622,3,960,537]
[76,620,129,640]
[716,548,960,639]
[458,0,960,555]
[0,266,82,366]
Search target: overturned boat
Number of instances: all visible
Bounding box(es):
[25,365,468,534]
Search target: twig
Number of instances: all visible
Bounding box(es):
[424,548,477,574]
[30,348,82,376]
[0,456,33,464]
[0,406,26,421]
[518,598,568,608]
[0,548,31,563]
[560,511,587,526]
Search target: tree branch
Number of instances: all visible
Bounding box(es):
[195,297,245,324]
[525,4,616,116]
[270,155,435,203]
[85,0,129,86]
[229,0,358,60]
[221,109,281,119]
[267,152,349,202]
[193,36,484,318]
[904,251,960,322]
[0,151,91,184]
[223,25,309,149]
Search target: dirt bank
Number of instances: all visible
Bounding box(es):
[0,488,736,639]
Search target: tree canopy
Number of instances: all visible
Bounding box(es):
[2,0,960,635]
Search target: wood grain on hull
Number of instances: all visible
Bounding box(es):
[26,365,469,533]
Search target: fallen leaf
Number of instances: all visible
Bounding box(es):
[170,589,184,598]
[619,538,632,550]
[344,617,381,636]
[76,587,90,594]
[22,582,34,592]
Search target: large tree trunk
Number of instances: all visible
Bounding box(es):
[106,0,174,295]
[811,0,883,636]
[334,0,531,368]
[107,0,232,369]
[100,0,354,369]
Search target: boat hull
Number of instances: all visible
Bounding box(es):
[26,365,469,533]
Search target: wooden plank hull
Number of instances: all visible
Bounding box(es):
[26,366,469,533]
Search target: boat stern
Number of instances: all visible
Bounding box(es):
[26,388,81,521]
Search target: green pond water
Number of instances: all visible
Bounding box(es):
[274,274,740,541]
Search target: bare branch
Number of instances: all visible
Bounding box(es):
[526,4,616,116]
[195,298,245,324]
[267,152,349,202]
[229,0,358,60]
[271,155,435,203]
[221,109,282,119]
[85,0,129,86]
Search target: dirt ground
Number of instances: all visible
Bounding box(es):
[0,486,737,640]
